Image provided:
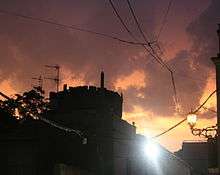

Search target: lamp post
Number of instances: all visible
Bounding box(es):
[187,113,217,138]
[187,113,197,128]
[211,24,220,173]
[185,25,220,174]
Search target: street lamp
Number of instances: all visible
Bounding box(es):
[187,113,217,138]
[187,113,197,128]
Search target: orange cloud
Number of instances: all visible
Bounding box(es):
[199,71,216,111]
[114,70,146,90]
[61,68,86,88]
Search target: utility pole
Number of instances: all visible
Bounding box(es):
[211,24,220,174]
[45,64,60,92]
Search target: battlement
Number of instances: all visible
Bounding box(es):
[49,72,123,119]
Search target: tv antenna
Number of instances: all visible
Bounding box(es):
[32,75,43,90]
[45,64,60,92]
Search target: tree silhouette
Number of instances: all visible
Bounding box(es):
[0,86,49,120]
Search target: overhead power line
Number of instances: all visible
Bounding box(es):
[124,0,179,108]
[125,0,173,68]
[1,88,216,141]
[0,9,201,83]
[192,90,217,114]
[108,0,136,40]
[126,0,164,60]
[152,89,217,139]
[107,0,174,69]
[202,106,217,114]
[156,0,174,41]
[125,0,151,45]
[0,8,164,67]
[152,118,187,139]
[107,0,169,68]
[38,89,217,140]
[0,9,149,47]
[107,1,181,111]
[38,116,82,137]
[84,0,216,139]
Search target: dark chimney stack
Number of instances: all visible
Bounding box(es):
[101,71,104,88]
[63,84,67,91]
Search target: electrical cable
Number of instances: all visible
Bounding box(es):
[37,90,217,140]
[152,89,217,138]
[156,0,173,41]
[2,89,216,141]
[0,7,216,140]
[38,116,82,137]
[202,106,217,113]
[124,0,173,71]
[125,0,179,109]
[107,0,175,69]
[34,89,217,140]
[108,0,136,40]
[0,8,202,84]
[125,0,151,45]
[0,9,148,47]
[192,90,217,114]
[152,118,187,139]
[107,0,167,68]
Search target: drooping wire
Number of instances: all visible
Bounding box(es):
[171,71,178,109]
[0,7,217,141]
[156,0,174,41]
[125,0,151,45]
[152,118,187,139]
[0,9,149,47]
[108,0,176,70]
[38,116,82,137]
[124,0,172,69]
[0,7,185,112]
[0,9,202,84]
[107,0,166,68]
[108,0,136,40]
[38,89,217,140]
[192,90,217,114]
[152,90,217,139]
[8,89,217,141]
[202,106,217,114]
[125,0,179,110]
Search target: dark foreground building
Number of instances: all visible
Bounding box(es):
[175,139,217,175]
[0,72,192,175]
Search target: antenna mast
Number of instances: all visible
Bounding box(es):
[32,75,43,90]
[45,64,60,92]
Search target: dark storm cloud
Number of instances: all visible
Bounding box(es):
[123,50,206,116]
[0,0,218,117]
[0,0,155,89]
[123,0,219,116]
[187,0,220,67]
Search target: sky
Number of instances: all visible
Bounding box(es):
[0,0,220,152]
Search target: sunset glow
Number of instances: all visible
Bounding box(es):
[0,0,219,153]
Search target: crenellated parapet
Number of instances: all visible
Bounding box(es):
[49,73,123,119]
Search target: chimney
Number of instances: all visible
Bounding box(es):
[100,71,105,88]
[63,84,67,91]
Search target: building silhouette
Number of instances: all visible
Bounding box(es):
[0,72,192,175]
[175,139,217,175]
